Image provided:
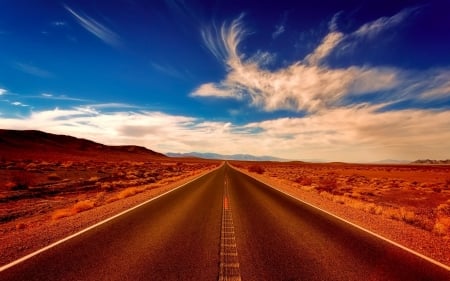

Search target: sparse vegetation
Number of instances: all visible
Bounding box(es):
[52,200,95,220]
[235,161,450,235]
[6,171,35,190]
[248,165,265,174]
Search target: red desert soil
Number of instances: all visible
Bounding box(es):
[0,129,220,266]
[230,161,450,267]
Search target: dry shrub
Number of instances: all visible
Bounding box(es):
[107,187,144,203]
[383,207,416,224]
[295,176,313,186]
[88,176,100,182]
[433,217,450,236]
[248,165,265,174]
[317,176,338,193]
[47,173,61,181]
[445,178,450,189]
[72,200,95,212]
[52,200,95,220]
[7,171,35,190]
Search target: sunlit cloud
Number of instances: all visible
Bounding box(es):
[0,88,6,95]
[353,7,419,38]
[65,5,121,48]
[192,10,449,113]
[1,105,449,162]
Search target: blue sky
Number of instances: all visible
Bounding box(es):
[1,0,450,162]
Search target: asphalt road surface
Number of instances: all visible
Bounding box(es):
[1,163,449,280]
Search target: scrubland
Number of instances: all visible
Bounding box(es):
[234,161,450,237]
[1,159,218,226]
[232,161,450,265]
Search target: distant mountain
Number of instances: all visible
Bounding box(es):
[166,152,287,161]
[412,159,450,164]
[0,129,166,161]
[372,159,409,164]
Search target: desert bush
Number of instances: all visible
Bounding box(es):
[107,187,145,203]
[52,200,95,220]
[433,217,450,236]
[317,176,337,193]
[72,200,95,213]
[7,171,35,190]
[100,182,114,191]
[445,179,450,189]
[88,176,100,182]
[436,202,450,216]
[47,173,61,181]
[383,207,416,224]
[295,176,313,186]
[248,165,265,174]
[432,187,442,193]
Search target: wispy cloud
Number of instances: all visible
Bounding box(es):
[15,63,53,78]
[272,11,288,39]
[200,14,246,64]
[192,9,449,113]
[0,88,6,95]
[353,7,419,38]
[52,21,66,27]
[272,24,285,39]
[150,62,191,80]
[38,93,90,102]
[64,5,121,48]
[11,101,28,107]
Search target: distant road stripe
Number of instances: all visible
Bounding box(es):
[232,165,450,272]
[0,165,222,273]
[218,176,242,281]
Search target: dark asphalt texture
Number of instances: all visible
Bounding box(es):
[1,163,449,280]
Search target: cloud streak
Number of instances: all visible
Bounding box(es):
[192,9,449,113]
[65,5,121,47]
[15,63,53,78]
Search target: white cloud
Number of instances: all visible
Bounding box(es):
[193,12,449,113]
[354,7,418,38]
[200,14,246,65]
[272,24,285,39]
[52,21,66,27]
[194,16,402,112]
[304,31,344,65]
[41,93,53,97]
[15,63,53,78]
[11,101,28,107]
[0,106,449,162]
[65,5,121,48]
[191,82,242,98]
[0,88,6,95]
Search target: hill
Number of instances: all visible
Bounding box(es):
[0,129,165,161]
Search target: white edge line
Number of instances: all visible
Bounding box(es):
[229,164,450,272]
[0,164,223,273]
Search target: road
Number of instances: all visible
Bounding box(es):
[1,163,449,280]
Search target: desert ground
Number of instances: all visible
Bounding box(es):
[0,157,219,265]
[231,161,450,265]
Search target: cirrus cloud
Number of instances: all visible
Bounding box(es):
[192,8,449,113]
